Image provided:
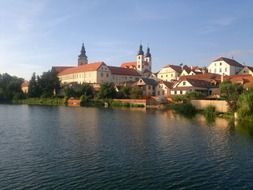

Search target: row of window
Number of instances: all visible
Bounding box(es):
[209,67,228,73]
[159,73,174,78]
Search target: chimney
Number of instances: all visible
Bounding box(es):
[221,74,224,82]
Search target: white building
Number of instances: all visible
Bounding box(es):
[56,44,140,85]
[121,44,152,75]
[238,66,253,76]
[157,65,183,81]
[208,57,243,76]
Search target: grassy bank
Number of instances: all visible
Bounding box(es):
[110,101,145,108]
[13,98,65,106]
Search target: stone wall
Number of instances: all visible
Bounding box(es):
[191,100,229,113]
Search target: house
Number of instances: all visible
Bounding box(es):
[224,75,253,90]
[157,64,184,81]
[180,66,206,76]
[171,78,213,96]
[21,81,29,94]
[208,57,243,76]
[171,73,221,96]
[238,66,253,76]
[136,78,158,97]
[156,81,174,97]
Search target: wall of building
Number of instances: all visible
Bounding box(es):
[157,67,179,81]
[208,61,230,75]
[191,99,229,112]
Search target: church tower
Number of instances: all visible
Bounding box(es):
[78,43,88,66]
[136,44,145,73]
[144,47,152,72]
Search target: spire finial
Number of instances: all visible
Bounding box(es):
[138,42,144,55]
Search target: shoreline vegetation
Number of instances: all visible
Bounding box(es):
[1,72,253,122]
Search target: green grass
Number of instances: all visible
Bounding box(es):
[13,98,65,106]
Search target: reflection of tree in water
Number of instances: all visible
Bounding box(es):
[234,119,253,138]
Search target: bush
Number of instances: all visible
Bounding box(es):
[170,103,197,117]
[204,105,216,123]
[237,90,253,121]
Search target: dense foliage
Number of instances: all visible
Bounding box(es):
[220,81,243,112]
[237,89,253,120]
[0,73,24,102]
[28,70,60,98]
[173,91,205,103]
[97,83,117,99]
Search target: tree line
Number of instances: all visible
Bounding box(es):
[0,73,24,102]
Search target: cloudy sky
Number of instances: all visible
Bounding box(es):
[1,0,253,79]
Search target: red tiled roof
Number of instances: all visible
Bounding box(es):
[179,73,221,82]
[224,75,253,83]
[246,66,253,72]
[58,62,105,76]
[160,81,174,89]
[52,66,75,73]
[121,61,137,68]
[213,57,243,67]
[163,64,183,73]
[186,78,212,88]
[108,66,140,76]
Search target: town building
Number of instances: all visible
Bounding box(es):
[171,73,220,96]
[207,57,243,76]
[157,64,184,81]
[56,44,140,85]
[121,44,152,75]
[238,66,253,76]
[21,81,29,94]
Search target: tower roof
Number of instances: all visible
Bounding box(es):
[145,47,151,57]
[79,43,87,58]
[137,44,144,56]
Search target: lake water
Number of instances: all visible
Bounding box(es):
[0,105,253,189]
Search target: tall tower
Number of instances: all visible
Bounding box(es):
[144,47,152,72]
[136,44,145,73]
[78,43,88,66]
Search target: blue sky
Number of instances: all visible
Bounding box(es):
[1,0,253,79]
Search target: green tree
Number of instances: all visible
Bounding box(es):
[237,90,253,120]
[117,86,131,99]
[28,70,60,98]
[28,73,40,97]
[220,81,243,112]
[97,83,117,99]
[0,73,24,102]
[129,87,143,99]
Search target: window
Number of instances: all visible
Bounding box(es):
[148,85,151,90]
[171,73,173,77]
[219,68,222,73]
[214,69,216,73]
[101,73,103,77]
[220,62,222,66]
[161,75,163,78]
[138,65,140,68]
[180,90,183,94]
[225,68,227,72]
[106,73,109,78]
[183,81,186,85]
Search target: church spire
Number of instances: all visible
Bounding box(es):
[145,47,151,57]
[137,44,144,56]
[79,43,87,58]
[78,43,88,66]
